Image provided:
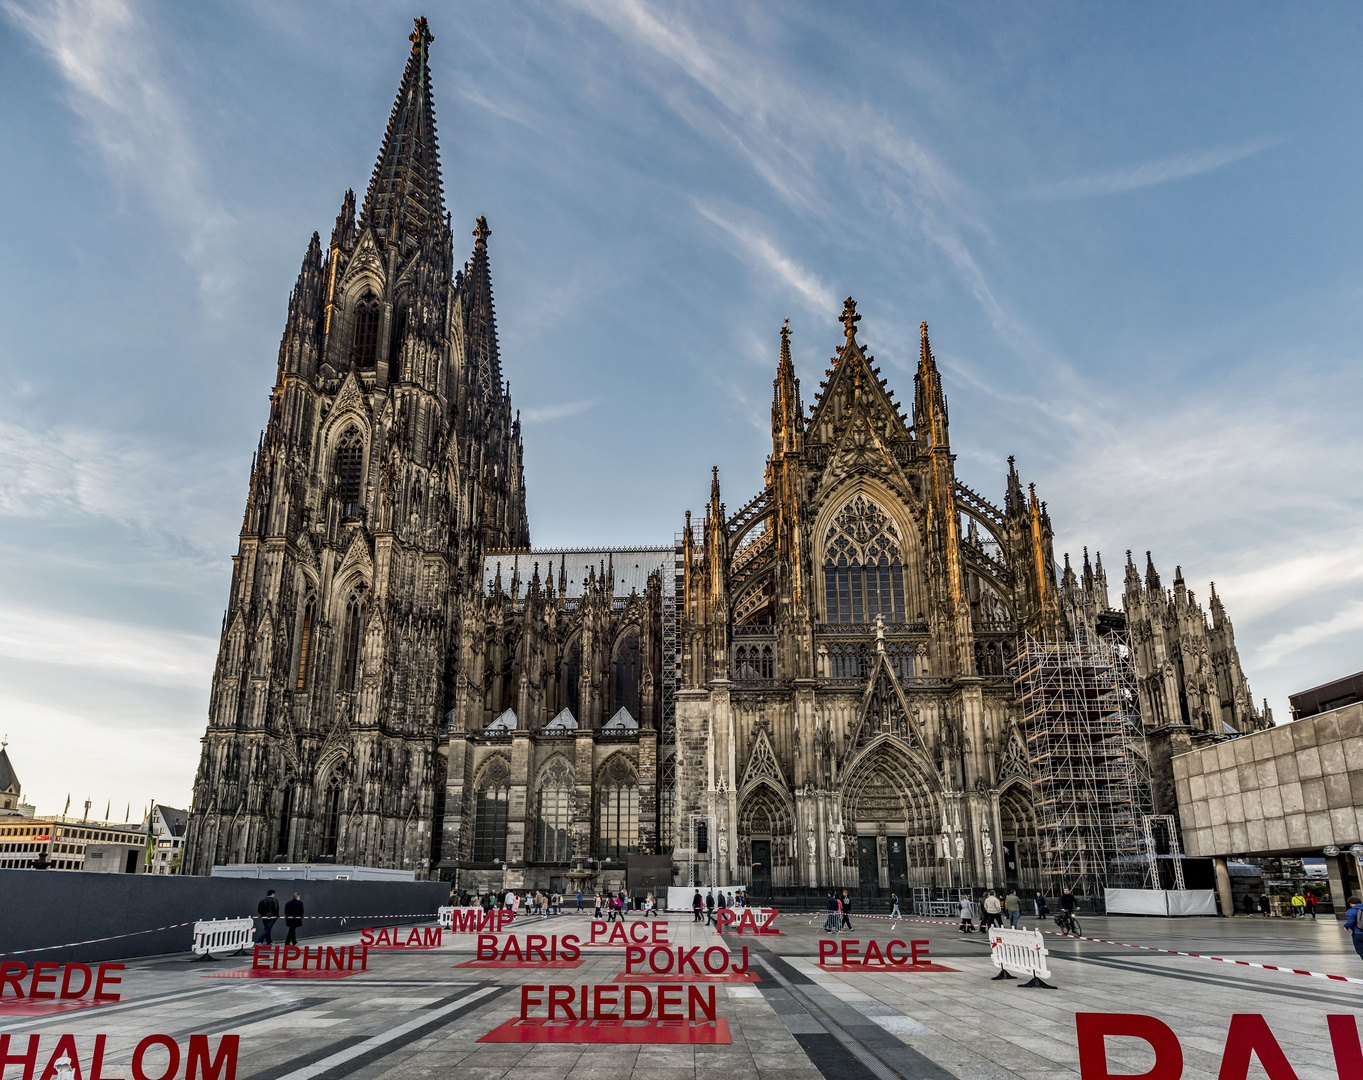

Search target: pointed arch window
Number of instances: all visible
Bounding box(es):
[822,496,906,624]
[276,784,293,857]
[335,429,363,518]
[597,758,639,861]
[612,630,641,719]
[321,777,341,857]
[352,293,380,368]
[295,601,315,691]
[534,760,574,865]
[341,593,365,692]
[473,767,510,863]
[389,303,408,380]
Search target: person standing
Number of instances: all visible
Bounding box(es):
[283,892,304,946]
[1258,892,1271,917]
[958,892,975,933]
[619,890,630,918]
[257,889,279,944]
[692,890,703,922]
[1344,896,1363,967]
[889,892,902,919]
[1291,892,1306,918]
[1005,889,1021,929]
[594,891,603,919]
[840,890,853,932]
[983,890,1002,929]
[577,889,584,912]
[1034,891,1048,919]
[824,890,838,933]
[1306,892,1318,920]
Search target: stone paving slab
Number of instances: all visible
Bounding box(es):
[2,910,1360,1080]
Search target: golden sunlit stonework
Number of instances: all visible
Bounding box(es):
[184,20,1270,894]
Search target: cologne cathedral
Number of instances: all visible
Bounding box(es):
[183,20,1271,892]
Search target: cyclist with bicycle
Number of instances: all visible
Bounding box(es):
[1055,887,1079,934]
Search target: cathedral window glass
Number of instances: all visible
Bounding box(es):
[597,758,639,861]
[341,593,365,692]
[335,430,364,518]
[612,630,641,720]
[389,304,408,380]
[321,778,341,857]
[822,496,906,624]
[352,294,380,368]
[276,785,293,857]
[295,602,314,691]
[473,782,509,862]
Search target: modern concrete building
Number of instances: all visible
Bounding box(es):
[1173,699,1363,916]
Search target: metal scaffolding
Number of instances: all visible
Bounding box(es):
[1012,630,1153,897]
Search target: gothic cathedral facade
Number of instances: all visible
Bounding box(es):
[184,20,1271,890]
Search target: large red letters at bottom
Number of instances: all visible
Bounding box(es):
[0,1033,238,1080]
[1076,1012,1363,1080]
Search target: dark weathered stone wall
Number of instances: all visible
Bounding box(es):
[0,871,448,964]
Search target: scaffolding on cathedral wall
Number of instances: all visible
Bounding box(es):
[1011,626,1154,899]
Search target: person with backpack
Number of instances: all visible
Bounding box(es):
[256,889,279,944]
[1306,892,1318,920]
[1344,896,1363,967]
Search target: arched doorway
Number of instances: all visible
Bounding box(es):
[841,740,941,896]
[999,782,1040,894]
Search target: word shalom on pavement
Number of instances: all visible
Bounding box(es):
[479,984,730,1045]
[0,1034,239,1080]
[1076,1012,1363,1080]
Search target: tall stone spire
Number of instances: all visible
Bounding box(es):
[463,215,502,396]
[771,319,803,456]
[361,17,444,245]
[914,321,948,449]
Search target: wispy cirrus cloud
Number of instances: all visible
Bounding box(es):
[520,399,599,423]
[1256,599,1363,665]
[1,0,234,297]
[693,201,835,313]
[1027,138,1277,200]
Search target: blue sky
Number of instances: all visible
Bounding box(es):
[1,0,1361,818]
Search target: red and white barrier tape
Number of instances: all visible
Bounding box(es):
[0,914,438,958]
[781,911,1363,986]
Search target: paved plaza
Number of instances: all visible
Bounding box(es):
[3,910,1361,1080]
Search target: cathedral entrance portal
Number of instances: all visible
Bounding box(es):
[887,835,908,895]
[857,838,879,897]
[751,839,772,896]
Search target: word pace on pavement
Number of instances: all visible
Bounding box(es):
[587,920,670,945]
[0,1034,239,1080]
[1,963,123,1003]
[1077,1013,1363,1080]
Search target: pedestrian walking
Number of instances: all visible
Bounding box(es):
[1005,889,1021,929]
[619,890,630,918]
[705,890,716,925]
[957,892,976,933]
[1242,893,1255,916]
[824,890,838,933]
[840,890,853,931]
[1306,892,1318,920]
[1258,893,1271,917]
[1034,891,1048,919]
[577,889,584,912]
[889,892,902,919]
[284,892,304,946]
[644,892,657,917]
[983,890,1002,929]
[256,889,279,944]
[1291,892,1306,918]
[692,889,704,922]
[1345,896,1363,967]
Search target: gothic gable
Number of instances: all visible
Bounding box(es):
[846,651,925,751]
[739,724,789,794]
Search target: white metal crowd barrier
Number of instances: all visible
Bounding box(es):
[191,917,254,958]
[437,906,455,931]
[988,926,1056,988]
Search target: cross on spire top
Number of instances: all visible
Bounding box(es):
[840,297,861,341]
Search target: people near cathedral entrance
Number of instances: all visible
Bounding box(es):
[256,890,279,945]
[692,890,703,922]
[1005,889,1021,929]
[982,891,1002,929]
[1034,891,1048,918]
[840,890,854,931]
[957,893,977,933]
[889,891,902,919]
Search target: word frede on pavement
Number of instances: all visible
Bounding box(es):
[0,1033,239,1080]
[1,963,123,1003]
[360,926,442,949]
[1076,1012,1363,1080]
[587,920,670,946]
[716,909,778,935]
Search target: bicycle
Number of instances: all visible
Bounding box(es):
[1054,910,1081,936]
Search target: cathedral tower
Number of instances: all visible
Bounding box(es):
[183,20,528,875]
